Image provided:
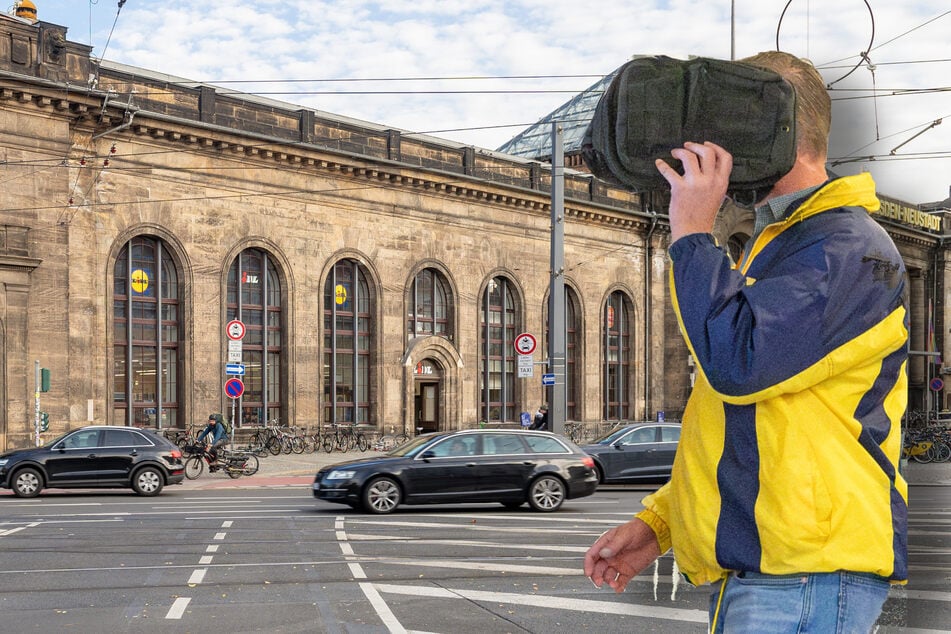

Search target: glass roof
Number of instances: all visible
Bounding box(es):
[495,69,618,159]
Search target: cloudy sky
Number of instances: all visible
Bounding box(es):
[26,0,951,204]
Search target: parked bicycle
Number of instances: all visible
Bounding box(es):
[323,423,370,452]
[374,424,410,451]
[184,444,260,479]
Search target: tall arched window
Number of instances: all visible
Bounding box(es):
[113,236,181,428]
[480,276,519,422]
[603,291,633,421]
[408,268,453,340]
[324,259,372,424]
[543,286,582,420]
[227,249,284,427]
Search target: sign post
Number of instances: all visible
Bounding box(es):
[224,377,244,451]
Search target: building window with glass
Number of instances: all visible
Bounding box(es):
[324,259,372,424]
[603,290,633,421]
[227,249,284,427]
[480,276,520,423]
[408,268,453,340]
[113,236,181,428]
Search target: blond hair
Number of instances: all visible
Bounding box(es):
[741,51,831,159]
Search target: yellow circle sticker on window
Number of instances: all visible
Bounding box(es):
[131,269,150,294]
[335,284,347,305]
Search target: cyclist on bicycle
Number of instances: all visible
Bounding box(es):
[196,413,228,464]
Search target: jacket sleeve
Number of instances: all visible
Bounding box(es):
[669,228,906,404]
[636,483,673,553]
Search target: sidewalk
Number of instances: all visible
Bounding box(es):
[177,448,951,490]
[178,448,373,490]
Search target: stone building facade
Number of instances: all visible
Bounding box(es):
[0,14,947,450]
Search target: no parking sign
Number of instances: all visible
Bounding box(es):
[224,377,245,399]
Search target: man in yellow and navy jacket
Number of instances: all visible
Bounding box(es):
[585,52,908,633]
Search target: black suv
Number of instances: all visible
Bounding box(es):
[0,426,185,497]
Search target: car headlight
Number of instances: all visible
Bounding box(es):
[0,458,7,467]
[326,470,356,480]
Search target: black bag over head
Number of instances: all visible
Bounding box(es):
[582,55,797,202]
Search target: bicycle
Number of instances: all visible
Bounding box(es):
[374,424,410,451]
[184,444,260,479]
[322,423,369,452]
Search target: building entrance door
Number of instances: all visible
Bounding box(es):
[413,359,442,433]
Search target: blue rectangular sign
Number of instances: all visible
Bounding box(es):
[225,363,245,376]
[542,373,555,386]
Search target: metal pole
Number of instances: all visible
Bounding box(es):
[34,360,41,447]
[549,122,566,435]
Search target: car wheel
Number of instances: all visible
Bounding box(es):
[132,466,164,496]
[592,463,604,484]
[12,467,43,498]
[528,475,566,512]
[362,477,401,514]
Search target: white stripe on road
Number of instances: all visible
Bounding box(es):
[375,583,708,623]
[0,522,39,536]
[221,520,233,528]
[346,519,594,535]
[199,555,213,565]
[187,569,206,585]
[349,563,367,579]
[345,534,586,554]
[165,597,191,619]
[359,582,406,634]
[368,557,579,576]
[213,532,227,540]
[206,545,219,553]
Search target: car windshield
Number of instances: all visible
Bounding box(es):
[387,434,447,458]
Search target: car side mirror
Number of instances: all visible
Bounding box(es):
[421,450,436,461]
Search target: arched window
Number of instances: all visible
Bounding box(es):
[543,286,582,421]
[324,259,373,424]
[603,291,633,421]
[480,276,520,422]
[408,268,453,340]
[227,249,284,427]
[113,236,181,428]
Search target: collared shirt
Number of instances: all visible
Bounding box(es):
[751,183,824,239]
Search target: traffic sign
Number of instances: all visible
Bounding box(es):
[224,377,245,399]
[930,377,944,392]
[517,354,534,378]
[542,373,555,386]
[228,339,242,363]
[226,319,246,341]
[514,332,537,355]
[225,363,245,376]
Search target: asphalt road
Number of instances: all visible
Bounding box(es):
[1,478,948,633]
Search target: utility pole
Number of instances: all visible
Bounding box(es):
[548,122,566,435]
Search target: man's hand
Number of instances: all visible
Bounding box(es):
[655,141,733,243]
[583,517,662,593]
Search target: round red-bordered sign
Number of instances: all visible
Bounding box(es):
[224,377,245,399]
[226,319,246,341]
[930,377,944,392]
[514,332,537,355]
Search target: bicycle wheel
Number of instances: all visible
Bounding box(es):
[241,453,260,475]
[184,456,204,479]
[910,443,933,463]
[266,436,282,456]
[356,433,369,452]
[394,432,409,446]
[933,441,951,463]
[291,436,305,454]
[323,433,336,453]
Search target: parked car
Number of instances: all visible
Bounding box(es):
[313,429,598,514]
[581,422,681,484]
[0,426,186,498]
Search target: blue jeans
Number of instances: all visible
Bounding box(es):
[708,571,890,633]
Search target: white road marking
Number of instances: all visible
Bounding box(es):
[199,556,214,565]
[187,569,206,585]
[0,522,40,536]
[165,597,191,619]
[368,557,579,576]
[213,532,227,540]
[374,583,708,623]
[359,582,406,634]
[345,534,586,554]
[345,518,594,535]
[206,545,219,553]
[221,520,233,528]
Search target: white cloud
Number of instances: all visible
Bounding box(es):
[30,0,951,203]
